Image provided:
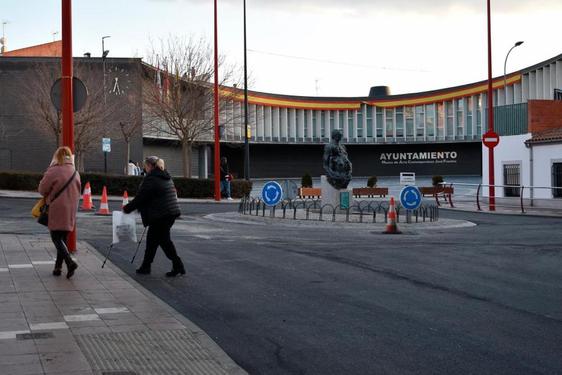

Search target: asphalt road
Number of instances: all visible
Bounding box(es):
[2,197,562,375]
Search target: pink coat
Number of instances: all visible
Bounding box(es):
[38,162,81,231]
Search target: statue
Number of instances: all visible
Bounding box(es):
[323,129,352,189]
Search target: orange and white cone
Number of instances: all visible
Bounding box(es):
[80,182,95,211]
[121,190,129,209]
[95,186,111,216]
[383,196,401,234]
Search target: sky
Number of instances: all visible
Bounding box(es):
[1,0,561,97]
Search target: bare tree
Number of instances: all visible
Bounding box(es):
[143,36,242,178]
[118,95,143,174]
[18,60,120,172]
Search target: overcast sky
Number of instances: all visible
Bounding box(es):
[2,0,561,96]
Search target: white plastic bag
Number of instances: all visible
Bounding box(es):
[112,211,138,244]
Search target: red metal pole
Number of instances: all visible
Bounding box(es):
[487,0,496,211]
[62,0,77,250]
[213,0,221,201]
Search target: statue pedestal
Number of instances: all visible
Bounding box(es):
[321,175,353,210]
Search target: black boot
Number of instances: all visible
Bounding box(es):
[52,267,62,276]
[66,258,78,279]
[136,262,151,275]
[166,258,186,277]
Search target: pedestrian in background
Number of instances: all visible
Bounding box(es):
[123,156,185,277]
[38,146,81,279]
[220,156,233,200]
[127,160,139,176]
[136,161,145,176]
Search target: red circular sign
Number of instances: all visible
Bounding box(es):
[482,131,500,148]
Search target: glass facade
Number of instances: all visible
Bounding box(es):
[220,93,494,144]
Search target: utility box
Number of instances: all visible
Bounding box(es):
[400,172,416,186]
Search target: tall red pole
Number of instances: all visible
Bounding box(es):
[486,0,496,211]
[62,0,77,250]
[213,0,221,201]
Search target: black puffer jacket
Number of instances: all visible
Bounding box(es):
[123,168,181,226]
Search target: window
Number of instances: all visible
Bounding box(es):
[478,94,485,134]
[466,97,473,137]
[312,111,317,138]
[456,99,464,137]
[405,107,414,137]
[348,111,354,139]
[304,110,309,138]
[446,101,454,138]
[425,104,435,137]
[376,108,383,137]
[357,109,363,138]
[415,106,424,137]
[396,107,404,138]
[329,111,335,135]
[385,108,394,138]
[503,164,520,197]
[555,89,562,100]
[437,103,445,139]
[321,111,326,138]
[338,111,344,130]
[552,163,562,197]
[366,106,373,138]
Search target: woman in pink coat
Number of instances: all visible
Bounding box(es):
[38,146,81,278]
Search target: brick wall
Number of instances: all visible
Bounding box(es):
[2,41,62,57]
[528,100,562,133]
[0,57,144,174]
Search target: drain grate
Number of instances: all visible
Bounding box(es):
[17,332,54,340]
[76,329,227,375]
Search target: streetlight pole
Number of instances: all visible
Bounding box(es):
[486,0,495,211]
[243,0,250,181]
[213,0,221,201]
[101,35,110,174]
[503,41,524,94]
[61,0,76,251]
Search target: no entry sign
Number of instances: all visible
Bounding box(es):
[482,131,500,148]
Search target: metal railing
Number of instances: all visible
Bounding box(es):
[239,197,439,224]
[439,182,562,214]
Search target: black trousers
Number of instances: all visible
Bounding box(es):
[50,230,72,268]
[143,217,181,266]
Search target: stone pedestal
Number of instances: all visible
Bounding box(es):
[321,175,353,209]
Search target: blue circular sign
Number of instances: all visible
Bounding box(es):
[261,181,283,206]
[399,186,422,210]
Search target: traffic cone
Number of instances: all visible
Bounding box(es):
[383,196,401,234]
[80,182,95,211]
[121,190,129,209]
[95,186,111,216]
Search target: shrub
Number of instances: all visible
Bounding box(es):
[432,175,444,186]
[367,176,378,188]
[0,171,252,199]
[301,172,313,188]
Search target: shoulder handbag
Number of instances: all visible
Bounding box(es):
[37,170,77,227]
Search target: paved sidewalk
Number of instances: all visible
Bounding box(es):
[0,234,247,375]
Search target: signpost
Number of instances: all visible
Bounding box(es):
[482,130,500,149]
[50,77,87,112]
[261,181,283,207]
[399,185,422,211]
[102,138,111,174]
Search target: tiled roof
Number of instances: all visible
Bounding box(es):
[526,127,562,144]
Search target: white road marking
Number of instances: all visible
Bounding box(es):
[29,322,68,331]
[8,264,34,269]
[94,307,129,314]
[64,314,101,322]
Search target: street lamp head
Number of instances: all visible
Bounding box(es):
[102,35,111,40]
[515,41,524,47]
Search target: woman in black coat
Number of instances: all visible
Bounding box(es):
[123,156,185,277]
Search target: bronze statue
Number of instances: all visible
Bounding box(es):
[323,129,352,189]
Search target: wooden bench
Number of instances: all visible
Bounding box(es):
[419,186,454,197]
[352,187,389,198]
[298,187,322,199]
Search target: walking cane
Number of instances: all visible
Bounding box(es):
[130,226,148,264]
[102,244,113,269]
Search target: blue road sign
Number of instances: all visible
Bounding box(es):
[400,185,422,210]
[262,181,283,206]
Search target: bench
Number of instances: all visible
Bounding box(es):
[419,186,454,197]
[298,187,322,199]
[352,187,389,198]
